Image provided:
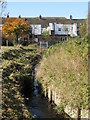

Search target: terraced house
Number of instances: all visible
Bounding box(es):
[2,15,85,46]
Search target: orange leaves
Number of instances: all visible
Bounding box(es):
[2,18,30,38]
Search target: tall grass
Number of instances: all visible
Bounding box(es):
[36,37,88,115]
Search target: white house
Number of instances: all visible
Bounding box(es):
[54,23,77,37]
[41,28,47,34]
[30,23,78,37]
[72,23,78,36]
[30,24,41,35]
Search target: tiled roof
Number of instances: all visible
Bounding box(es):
[24,17,85,27]
[2,17,85,27]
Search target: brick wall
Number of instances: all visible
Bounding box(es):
[37,35,67,42]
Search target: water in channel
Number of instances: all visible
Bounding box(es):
[26,64,61,119]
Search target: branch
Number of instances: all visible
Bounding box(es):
[0,0,7,17]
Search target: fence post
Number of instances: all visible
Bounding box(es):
[46,42,48,48]
[40,41,41,48]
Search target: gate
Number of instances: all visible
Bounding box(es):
[39,41,48,48]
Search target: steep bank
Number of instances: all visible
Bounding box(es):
[2,45,41,120]
[27,63,69,119]
[36,37,88,118]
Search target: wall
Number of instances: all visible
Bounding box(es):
[37,35,67,42]
[54,23,77,37]
[41,83,89,119]
[30,23,78,37]
[31,24,41,35]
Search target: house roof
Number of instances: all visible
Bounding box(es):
[2,17,85,27]
[24,17,86,27]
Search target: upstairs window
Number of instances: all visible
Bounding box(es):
[58,28,61,31]
[65,28,68,32]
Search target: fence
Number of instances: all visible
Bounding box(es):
[39,41,48,48]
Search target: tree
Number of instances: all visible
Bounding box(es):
[0,0,7,17]
[0,0,7,47]
[2,18,30,44]
[43,31,50,41]
[79,20,87,38]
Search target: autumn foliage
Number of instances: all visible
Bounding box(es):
[2,18,30,43]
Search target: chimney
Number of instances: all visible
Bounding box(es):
[7,13,9,18]
[70,15,72,20]
[39,15,42,19]
[25,18,27,21]
[19,15,21,18]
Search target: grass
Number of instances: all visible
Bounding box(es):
[2,45,41,120]
[36,36,88,115]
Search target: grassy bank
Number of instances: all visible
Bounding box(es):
[36,37,88,117]
[2,45,41,120]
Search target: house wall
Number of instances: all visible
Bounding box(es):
[1,17,84,45]
[2,34,31,46]
[21,34,30,44]
[30,23,78,37]
[31,24,41,35]
[54,23,77,37]
[73,23,77,36]
[37,35,67,43]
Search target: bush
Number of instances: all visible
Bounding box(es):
[2,46,41,119]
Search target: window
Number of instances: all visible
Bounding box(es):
[61,36,67,41]
[58,28,61,31]
[64,37,67,41]
[65,28,68,31]
[24,37,28,41]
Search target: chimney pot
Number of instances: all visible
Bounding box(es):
[70,15,72,20]
[7,13,9,18]
[39,15,42,19]
[25,18,27,21]
[19,15,21,18]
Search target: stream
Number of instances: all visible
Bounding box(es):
[26,64,62,119]
[28,90,59,119]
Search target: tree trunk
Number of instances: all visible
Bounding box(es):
[77,107,81,120]
[6,40,8,46]
[16,34,18,44]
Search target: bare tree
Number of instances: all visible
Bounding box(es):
[0,0,7,17]
[0,0,7,47]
